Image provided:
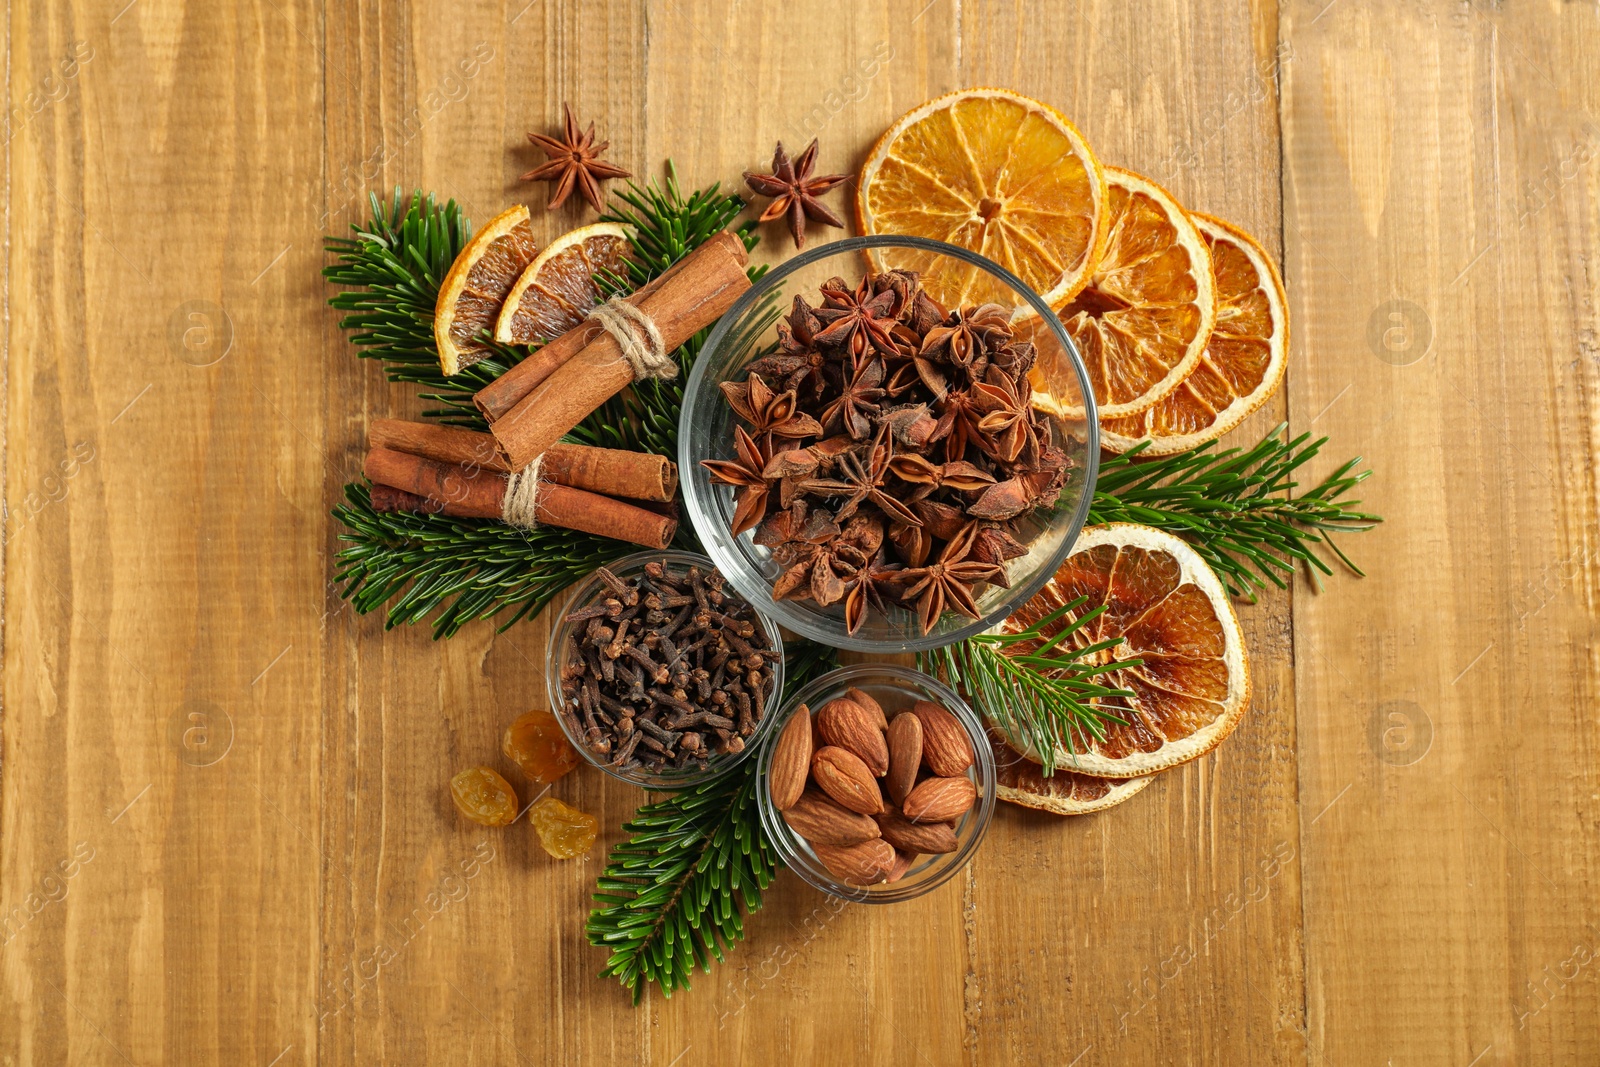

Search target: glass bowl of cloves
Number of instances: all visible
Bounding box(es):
[755,663,998,903]
[545,550,785,791]
[680,235,1099,654]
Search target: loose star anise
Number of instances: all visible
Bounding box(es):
[920,303,1013,380]
[895,521,1005,634]
[700,426,773,536]
[841,553,904,635]
[799,428,921,527]
[720,373,824,439]
[969,364,1037,463]
[744,140,849,249]
[815,276,901,361]
[521,103,632,213]
[818,356,887,439]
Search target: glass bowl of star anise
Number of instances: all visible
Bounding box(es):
[680,235,1098,653]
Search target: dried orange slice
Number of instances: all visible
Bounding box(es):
[494,222,633,345]
[1032,167,1215,421]
[1100,212,1288,454]
[998,523,1248,777]
[434,205,538,375]
[988,727,1154,815]
[858,88,1107,310]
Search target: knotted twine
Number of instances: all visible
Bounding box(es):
[499,296,674,529]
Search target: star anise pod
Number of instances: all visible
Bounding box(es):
[699,426,773,536]
[886,453,997,500]
[969,364,1037,463]
[920,303,1014,380]
[720,373,823,439]
[841,552,905,635]
[894,521,1005,634]
[744,140,848,249]
[799,428,921,527]
[926,385,988,463]
[521,103,632,213]
[814,276,901,361]
[817,356,887,439]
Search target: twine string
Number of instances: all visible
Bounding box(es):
[501,455,544,528]
[587,296,675,381]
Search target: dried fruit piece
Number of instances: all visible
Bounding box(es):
[816,698,890,776]
[812,839,896,885]
[434,206,538,375]
[501,709,581,785]
[783,789,881,846]
[996,522,1249,777]
[769,705,814,810]
[450,767,520,827]
[875,808,959,854]
[812,746,885,815]
[903,775,977,823]
[529,795,599,859]
[910,701,975,777]
[844,688,888,731]
[885,712,924,806]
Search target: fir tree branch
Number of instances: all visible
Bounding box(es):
[586,640,838,1003]
[1088,424,1382,599]
[918,598,1141,776]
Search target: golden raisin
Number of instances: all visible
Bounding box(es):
[529,795,598,859]
[502,709,581,784]
[450,767,519,827]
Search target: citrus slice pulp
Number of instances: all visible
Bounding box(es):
[988,726,1154,815]
[494,222,633,345]
[997,523,1249,777]
[434,205,539,375]
[858,88,1107,310]
[1032,167,1215,421]
[1100,212,1288,454]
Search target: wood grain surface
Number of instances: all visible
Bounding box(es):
[2,1,1595,1064]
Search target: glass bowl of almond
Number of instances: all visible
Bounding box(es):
[755,663,997,902]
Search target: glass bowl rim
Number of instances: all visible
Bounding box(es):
[543,548,786,791]
[755,662,997,904]
[679,233,1102,653]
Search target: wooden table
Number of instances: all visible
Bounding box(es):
[4,2,1596,1063]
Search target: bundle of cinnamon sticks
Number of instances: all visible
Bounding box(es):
[362,227,752,549]
[363,419,681,549]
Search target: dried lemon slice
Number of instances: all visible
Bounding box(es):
[998,523,1249,778]
[858,88,1107,309]
[1100,212,1288,454]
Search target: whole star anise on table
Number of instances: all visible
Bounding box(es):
[521,102,632,213]
[744,140,849,249]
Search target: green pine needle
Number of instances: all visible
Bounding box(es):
[586,641,838,1003]
[919,598,1142,776]
[1088,424,1382,599]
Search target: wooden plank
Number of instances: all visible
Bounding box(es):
[316,2,655,1065]
[955,2,1307,1064]
[1281,2,1600,1064]
[1,1,329,1063]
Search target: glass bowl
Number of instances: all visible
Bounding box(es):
[545,550,785,791]
[679,234,1099,653]
[755,663,996,904]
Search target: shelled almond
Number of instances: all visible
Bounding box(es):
[769,692,977,887]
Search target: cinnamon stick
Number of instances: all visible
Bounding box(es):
[363,447,676,549]
[485,231,751,471]
[368,419,677,502]
[472,263,678,422]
